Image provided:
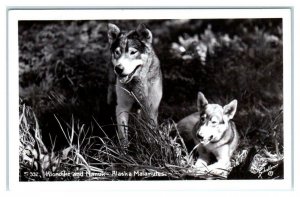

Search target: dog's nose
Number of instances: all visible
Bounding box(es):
[197,133,204,141]
[114,66,124,75]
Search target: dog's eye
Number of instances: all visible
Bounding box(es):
[114,49,121,56]
[130,50,137,55]
[210,117,218,125]
[200,117,205,122]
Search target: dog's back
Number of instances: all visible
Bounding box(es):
[177,112,200,151]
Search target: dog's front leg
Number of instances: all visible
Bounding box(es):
[210,145,231,171]
[116,105,130,146]
[147,78,162,125]
[206,146,231,176]
[205,158,231,178]
[194,158,209,168]
[207,159,231,171]
[116,86,134,147]
[193,146,210,170]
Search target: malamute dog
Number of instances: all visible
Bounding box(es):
[107,23,163,147]
[177,92,239,172]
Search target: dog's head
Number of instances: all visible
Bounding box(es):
[107,23,153,84]
[195,92,237,145]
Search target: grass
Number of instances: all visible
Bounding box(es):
[19,103,199,181]
[19,19,284,181]
[19,99,283,181]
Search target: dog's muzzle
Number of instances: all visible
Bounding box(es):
[118,65,142,84]
[114,66,124,75]
[197,132,213,145]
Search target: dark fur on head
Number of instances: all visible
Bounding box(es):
[108,23,152,53]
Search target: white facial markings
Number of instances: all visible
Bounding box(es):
[112,46,143,76]
[197,105,229,144]
[117,56,142,75]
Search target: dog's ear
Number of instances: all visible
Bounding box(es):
[107,23,120,45]
[136,24,153,44]
[223,99,237,120]
[197,92,208,112]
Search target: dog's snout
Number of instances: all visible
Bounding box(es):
[197,132,204,140]
[114,65,124,75]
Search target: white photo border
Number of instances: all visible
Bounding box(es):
[7,7,293,191]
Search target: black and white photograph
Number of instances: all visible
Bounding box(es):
[4,7,294,192]
[18,17,285,181]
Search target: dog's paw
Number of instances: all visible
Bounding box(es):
[194,159,208,168]
[192,160,209,173]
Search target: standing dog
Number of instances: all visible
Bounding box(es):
[107,23,163,146]
[177,92,239,172]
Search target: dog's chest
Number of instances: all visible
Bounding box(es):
[202,143,220,154]
[123,78,148,101]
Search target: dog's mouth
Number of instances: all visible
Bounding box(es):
[199,139,211,146]
[118,65,142,84]
[199,135,214,145]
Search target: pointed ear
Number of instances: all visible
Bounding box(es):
[197,92,208,112]
[223,99,237,120]
[136,24,152,44]
[107,23,120,45]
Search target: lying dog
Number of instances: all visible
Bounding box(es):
[107,23,163,147]
[177,92,239,172]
